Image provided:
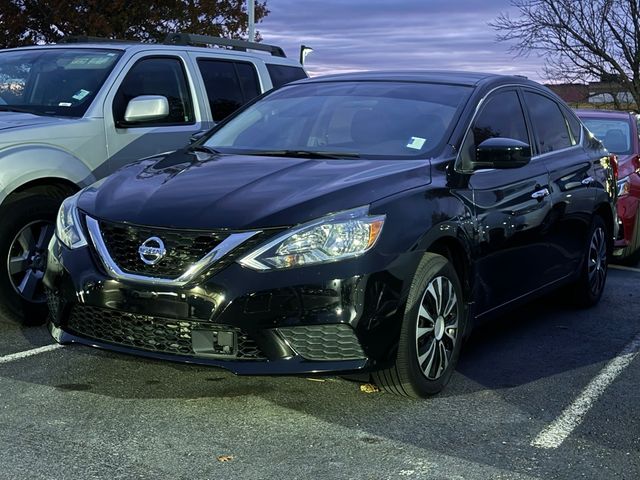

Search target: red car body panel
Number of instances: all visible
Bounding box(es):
[576,109,640,261]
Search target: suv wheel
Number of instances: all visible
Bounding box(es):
[0,194,62,325]
[373,253,467,397]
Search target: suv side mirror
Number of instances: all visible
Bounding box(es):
[475,137,532,169]
[123,95,169,123]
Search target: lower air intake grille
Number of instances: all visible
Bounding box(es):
[67,305,266,360]
[277,324,366,360]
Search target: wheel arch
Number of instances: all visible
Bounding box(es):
[0,146,95,206]
[423,230,473,303]
[595,202,615,253]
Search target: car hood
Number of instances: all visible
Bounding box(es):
[0,111,72,130]
[79,149,431,230]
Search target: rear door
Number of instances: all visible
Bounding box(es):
[521,89,594,277]
[464,88,554,313]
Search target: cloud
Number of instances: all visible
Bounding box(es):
[258,0,546,81]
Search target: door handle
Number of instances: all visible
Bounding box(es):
[581,176,594,185]
[531,188,550,199]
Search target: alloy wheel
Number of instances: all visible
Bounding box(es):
[587,226,607,296]
[7,220,54,303]
[415,275,459,380]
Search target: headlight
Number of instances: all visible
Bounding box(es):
[238,206,385,270]
[55,192,88,249]
[617,175,630,196]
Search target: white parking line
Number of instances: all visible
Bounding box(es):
[610,264,640,273]
[531,331,640,449]
[0,343,64,365]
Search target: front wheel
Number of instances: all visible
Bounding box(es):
[0,194,62,325]
[373,253,467,398]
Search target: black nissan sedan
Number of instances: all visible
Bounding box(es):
[45,71,616,397]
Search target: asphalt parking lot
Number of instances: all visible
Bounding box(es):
[0,267,639,480]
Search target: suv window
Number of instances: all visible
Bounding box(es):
[197,59,260,122]
[113,56,194,126]
[266,64,307,89]
[460,90,529,168]
[523,91,571,153]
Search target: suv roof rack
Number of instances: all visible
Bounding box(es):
[58,35,138,44]
[162,33,286,58]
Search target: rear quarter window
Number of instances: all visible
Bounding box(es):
[266,64,307,89]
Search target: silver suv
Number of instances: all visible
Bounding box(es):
[0,34,307,323]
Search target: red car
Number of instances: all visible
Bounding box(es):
[576,109,640,264]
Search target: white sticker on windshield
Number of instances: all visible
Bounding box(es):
[72,89,90,101]
[58,102,72,107]
[406,136,426,149]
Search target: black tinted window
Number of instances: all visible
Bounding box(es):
[197,59,260,122]
[266,64,307,89]
[461,90,529,166]
[113,57,194,126]
[524,92,571,153]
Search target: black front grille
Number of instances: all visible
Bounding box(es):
[98,220,228,278]
[277,324,366,360]
[67,305,266,360]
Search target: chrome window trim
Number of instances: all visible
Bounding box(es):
[85,216,260,286]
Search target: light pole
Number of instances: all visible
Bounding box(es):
[248,0,255,42]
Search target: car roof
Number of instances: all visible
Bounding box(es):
[574,108,634,119]
[0,43,302,67]
[295,70,534,87]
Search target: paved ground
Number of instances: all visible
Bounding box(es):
[0,267,639,480]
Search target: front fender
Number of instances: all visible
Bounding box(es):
[0,145,96,205]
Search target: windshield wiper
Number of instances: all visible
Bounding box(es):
[187,145,221,155]
[249,150,360,159]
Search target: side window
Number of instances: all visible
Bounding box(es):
[197,59,260,122]
[460,90,529,168]
[523,91,571,153]
[562,107,582,145]
[266,64,307,89]
[113,57,194,126]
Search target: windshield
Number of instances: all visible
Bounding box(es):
[204,81,472,159]
[581,117,633,155]
[0,48,122,117]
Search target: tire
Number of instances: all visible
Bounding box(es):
[0,194,63,325]
[571,215,609,308]
[372,253,467,398]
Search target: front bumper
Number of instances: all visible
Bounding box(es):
[44,236,417,375]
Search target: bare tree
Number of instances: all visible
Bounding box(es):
[492,0,640,108]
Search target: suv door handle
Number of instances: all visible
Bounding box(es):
[581,176,594,185]
[531,188,550,199]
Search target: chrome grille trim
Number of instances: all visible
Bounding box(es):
[85,216,261,286]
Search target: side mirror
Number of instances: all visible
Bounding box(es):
[475,137,532,169]
[123,95,169,123]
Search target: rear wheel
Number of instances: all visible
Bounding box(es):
[373,253,467,398]
[571,215,609,308]
[0,194,63,325]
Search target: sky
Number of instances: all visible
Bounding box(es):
[257,0,547,81]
